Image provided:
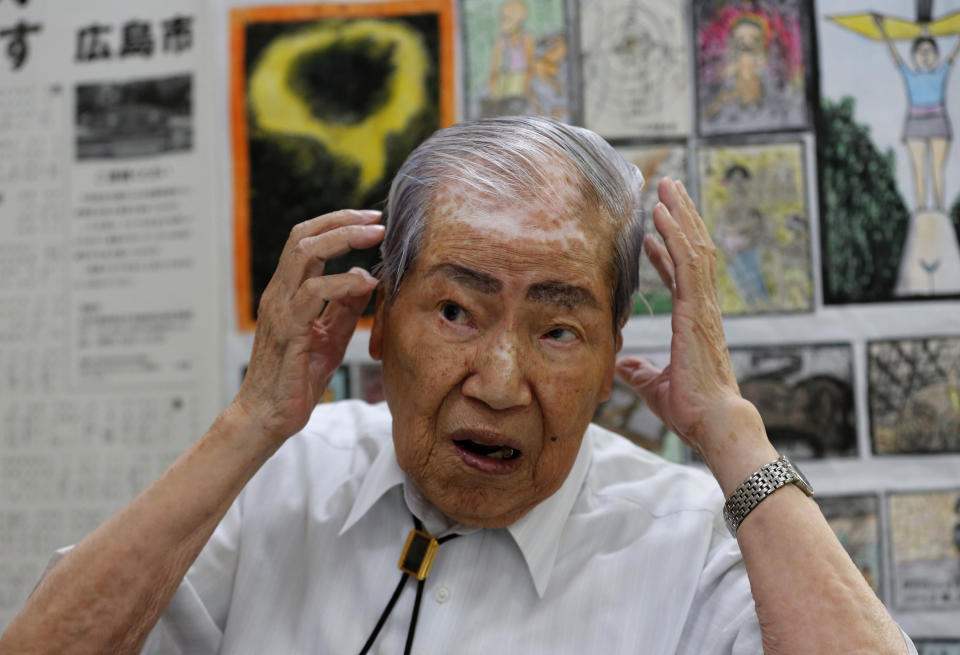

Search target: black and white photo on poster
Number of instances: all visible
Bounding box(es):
[75,74,192,160]
[868,336,960,454]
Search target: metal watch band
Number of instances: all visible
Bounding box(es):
[722,455,813,536]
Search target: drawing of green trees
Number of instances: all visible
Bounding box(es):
[820,96,909,304]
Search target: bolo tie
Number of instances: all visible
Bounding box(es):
[357,515,459,655]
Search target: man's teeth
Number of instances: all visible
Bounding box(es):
[488,447,516,460]
[459,439,519,460]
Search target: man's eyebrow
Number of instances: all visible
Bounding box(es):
[426,263,503,294]
[527,281,599,309]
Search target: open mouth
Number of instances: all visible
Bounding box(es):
[454,439,521,461]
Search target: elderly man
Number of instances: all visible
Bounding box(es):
[2,117,913,654]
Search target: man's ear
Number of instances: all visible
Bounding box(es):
[369,289,387,361]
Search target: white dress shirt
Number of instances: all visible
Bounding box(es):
[129,399,915,655]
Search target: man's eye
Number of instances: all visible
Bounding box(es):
[440,301,469,324]
[544,327,577,343]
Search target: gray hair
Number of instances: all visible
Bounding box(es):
[380,115,645,327]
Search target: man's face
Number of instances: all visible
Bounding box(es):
[370,184,620,529]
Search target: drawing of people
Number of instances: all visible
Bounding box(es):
[874,15,960,211]
[713,164,770,307]
[485,1,534,115]
[529,33,569,121]
[696,4,807,134]
[705,16,768,119]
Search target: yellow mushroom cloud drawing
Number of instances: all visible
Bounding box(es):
[248,19,431,196]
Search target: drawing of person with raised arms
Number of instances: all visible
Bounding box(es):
[874,14,960,211]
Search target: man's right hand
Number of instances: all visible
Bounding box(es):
[233,209,384,445]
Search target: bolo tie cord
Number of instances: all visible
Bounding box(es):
[357,516,459,655]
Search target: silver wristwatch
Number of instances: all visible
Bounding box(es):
[723,455,814,536]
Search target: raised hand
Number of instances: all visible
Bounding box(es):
[234,209,384,444]
[614,179,765,473]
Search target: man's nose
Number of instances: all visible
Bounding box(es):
[461,331,533,410]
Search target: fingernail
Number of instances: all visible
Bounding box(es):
[349,266,378,283]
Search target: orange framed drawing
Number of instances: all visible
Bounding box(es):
[230,1,455,331]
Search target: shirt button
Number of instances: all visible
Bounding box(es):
[435,586,450,603]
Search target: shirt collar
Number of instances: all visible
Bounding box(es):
[339,426,595,599]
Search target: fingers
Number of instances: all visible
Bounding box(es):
[290,268,378,327]
[311,268,377,344]
[273,210,383,292]
[615,355,665,415]
[658,178,710,246]
[643,234,676,291]
[652,178,719,302]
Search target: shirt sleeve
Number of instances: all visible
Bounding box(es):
[139,496,244,655]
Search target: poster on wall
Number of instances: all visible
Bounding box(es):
[697,140,812,315]
[580,0,691,138]
[730,343,855,458]
[816,494,883,596]
[867,336,960,455]
[461,0,574,121]
[595,344,851,462]
[230,1,455,330]
[817,0,960,304]
[693,0,812,136]
[0,0,221,633]
[616,143,689,315]
[888,488,960,614]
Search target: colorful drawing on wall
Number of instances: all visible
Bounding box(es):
[693,0,810,136]
[730,343,856,459]
[592,350,687,463]
[916,640,960,655]
[580,0,691,138]
[230,2,455,330]
[698,141,812,315]
[462,0,572,121]
[818,1,960,303]
[867,336,960,454]
[816,494,882,596]
[888,488,960,612]
[616,143,688,314]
